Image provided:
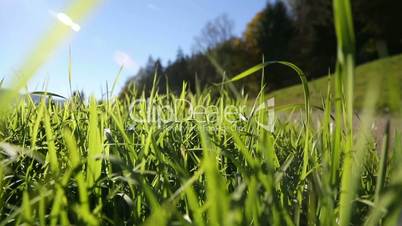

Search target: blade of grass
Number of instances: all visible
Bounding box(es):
[44,107,59,174]
[87,96,103,187]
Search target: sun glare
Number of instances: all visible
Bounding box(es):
[55,12,81,32]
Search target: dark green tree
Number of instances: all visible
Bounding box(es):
[244,1,298,89]
[353,0,402,58]
[288,0,337,78]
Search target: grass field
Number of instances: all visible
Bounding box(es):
[1,74,400,226]
[1,0,402,225]
[270,54,402,113]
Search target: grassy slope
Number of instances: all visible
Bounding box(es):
[269,54,402,112]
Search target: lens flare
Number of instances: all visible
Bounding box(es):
[55,12,81,32]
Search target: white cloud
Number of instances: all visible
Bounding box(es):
[113,51,137,70]
[49,10,81,32]
[147,3,161,11]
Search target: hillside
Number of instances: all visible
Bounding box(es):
[268,54,402,113]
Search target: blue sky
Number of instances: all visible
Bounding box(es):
[0,0,266,98]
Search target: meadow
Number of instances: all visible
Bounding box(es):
[1,0,402,225]
[270,54,402,113]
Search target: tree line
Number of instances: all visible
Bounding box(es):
[120,0,402,98]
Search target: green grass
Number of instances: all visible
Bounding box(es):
[1,0,402,225]
[0,67,401,225]
[269,54,402,113]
